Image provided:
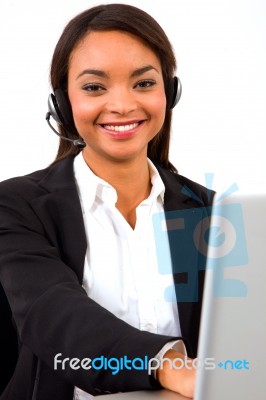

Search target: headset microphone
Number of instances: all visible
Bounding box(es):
[45,112,86,148]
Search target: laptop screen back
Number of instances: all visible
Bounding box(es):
[195,192,266,399]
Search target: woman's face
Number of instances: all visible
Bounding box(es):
[67,30,166,164]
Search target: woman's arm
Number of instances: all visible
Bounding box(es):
[0,180,185,395]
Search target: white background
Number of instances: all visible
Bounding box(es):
[0,0,265,193]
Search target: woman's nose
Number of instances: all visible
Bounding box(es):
[105,88,137,115]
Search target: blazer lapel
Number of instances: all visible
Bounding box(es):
[29,156,87,284]
[156,165,208,356]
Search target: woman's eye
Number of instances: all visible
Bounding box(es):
[134,79,156,89]
[82,84,105,92]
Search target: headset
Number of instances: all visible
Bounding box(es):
[46,76,182,148]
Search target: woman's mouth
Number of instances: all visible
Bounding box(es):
[102,122,140,132]
[97,120,144,139]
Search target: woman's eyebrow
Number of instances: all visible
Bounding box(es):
[76,65,159,80]
[131,65,159,77]
[76,69,108,80]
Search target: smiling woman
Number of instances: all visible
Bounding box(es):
[67,30,166,170]
[50,4,178,171]
[0,4,214,400]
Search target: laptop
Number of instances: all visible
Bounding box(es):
[98,191,266,399]
[194,190,266,399]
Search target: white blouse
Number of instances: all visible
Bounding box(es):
[73,153,182,399]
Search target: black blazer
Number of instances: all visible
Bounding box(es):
[0,156,214,399]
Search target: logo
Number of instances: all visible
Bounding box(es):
[54,353,250,374]
[217,359,250,370]
[152,174,248,302]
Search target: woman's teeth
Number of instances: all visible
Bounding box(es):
[103,122,139,132]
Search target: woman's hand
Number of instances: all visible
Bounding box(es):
[156,349,196,398]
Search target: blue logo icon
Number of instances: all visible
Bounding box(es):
[152,175,248,302]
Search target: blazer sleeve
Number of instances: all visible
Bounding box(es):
[0,180,178,395]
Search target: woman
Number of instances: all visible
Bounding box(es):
[0,4,213,399]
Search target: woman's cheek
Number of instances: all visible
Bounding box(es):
[71,103,91,127]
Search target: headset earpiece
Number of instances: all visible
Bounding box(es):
[48,93,62,124]
[47,89,85,147]
[166,76,182,110]
[48,89,77,134]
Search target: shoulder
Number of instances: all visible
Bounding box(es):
[0,166,50,200]
[173,171,214,201]
[0,156,75,199]
[156,164,215,208]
